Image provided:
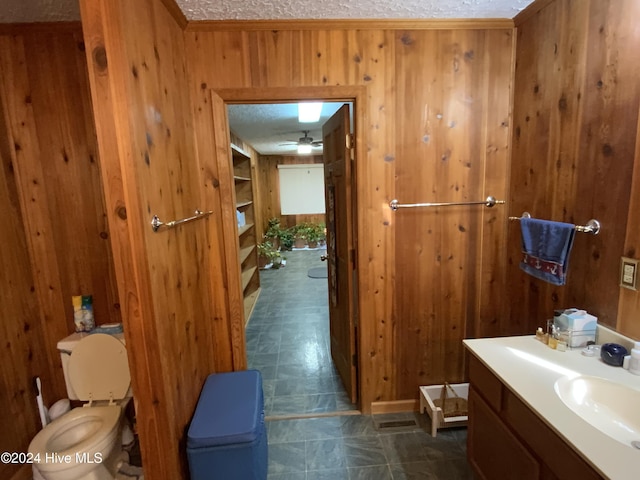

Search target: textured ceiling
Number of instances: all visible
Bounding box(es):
[0,0,535,23]
[228,103,346,155]
[0,0,79,23]
[179,0,534,20]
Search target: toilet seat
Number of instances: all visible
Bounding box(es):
[30,406,120,459]
[29,406,122,479]
[28,334,132,479]
[68,334,130,405]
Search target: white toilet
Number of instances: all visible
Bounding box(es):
[29,332,133,480]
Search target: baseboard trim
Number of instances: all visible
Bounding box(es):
[371,399,418,415]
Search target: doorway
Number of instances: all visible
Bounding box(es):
[212,87,363,417]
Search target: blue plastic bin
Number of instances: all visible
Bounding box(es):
[187,370,267,480]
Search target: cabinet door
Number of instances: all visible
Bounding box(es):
[504,390,603,480]
[468,386,540,480]
[469,354,503,412]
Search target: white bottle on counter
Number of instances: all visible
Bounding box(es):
[629,342,640,375]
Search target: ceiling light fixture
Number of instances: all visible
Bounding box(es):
[297,144,313,154]
[298,102,323,123]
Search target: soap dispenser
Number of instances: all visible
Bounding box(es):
[629,342,640,375]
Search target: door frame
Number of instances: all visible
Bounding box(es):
[213,86,367,410]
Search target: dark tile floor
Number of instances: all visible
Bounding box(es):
[246,250,473,479]
[247,249,355,416]
[266,413,472,479]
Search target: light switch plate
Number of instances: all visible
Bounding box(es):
[620,257,638,290]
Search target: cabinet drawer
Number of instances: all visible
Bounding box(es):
[468,353,502,412]
[468,386,539,480]
[503,389,602,480]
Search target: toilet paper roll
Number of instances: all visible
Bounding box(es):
[48,399,71,421]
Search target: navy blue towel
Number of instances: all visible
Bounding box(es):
[519,218,576,286]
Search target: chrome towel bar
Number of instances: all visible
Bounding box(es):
[389,196,505,211]
[508,212,601,235]
[151,209,213,232]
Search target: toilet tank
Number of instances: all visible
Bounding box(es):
[57,331,130,400]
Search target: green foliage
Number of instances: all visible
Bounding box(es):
[264,217,298,250]
[283,222,326,246]
[257,241,279,260]
[305,223,325,243]
[278,228,294,251]
[290,223,308,239]
[265,217,281,239]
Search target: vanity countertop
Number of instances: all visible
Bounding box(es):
[464,335,640,479]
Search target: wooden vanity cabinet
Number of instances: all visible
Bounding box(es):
[467,354,603,480]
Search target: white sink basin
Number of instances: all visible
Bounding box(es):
[555,375,640,448]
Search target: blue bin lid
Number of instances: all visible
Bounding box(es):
[187,370,263,449]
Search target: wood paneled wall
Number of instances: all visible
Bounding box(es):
[0,76,52,480]
[255,154,325,235]
[509,0,640,336]
[0,26,120,479]
[78,0,238,478]
[185,26,514,406]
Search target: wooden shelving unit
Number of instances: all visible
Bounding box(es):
[239,245,256,264]
[231,142,261,324]
[237,223,254,237]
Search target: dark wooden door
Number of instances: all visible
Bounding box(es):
[322,104,357,403]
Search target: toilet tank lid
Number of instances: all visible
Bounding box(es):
[68,333,130,402]
[58,331,126,352]
[57,332,90,352]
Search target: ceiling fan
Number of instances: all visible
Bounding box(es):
[280,131,323,148]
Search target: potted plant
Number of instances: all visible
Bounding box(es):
[257,241,278,269]
[271,252,285,269]
[306,223,322,249]
[292,224,307,249]
[278,227,294,251]
[264,218,281,250]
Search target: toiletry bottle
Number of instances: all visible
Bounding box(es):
[72,295,84,332]
[535,327,549,344]
[81,295,95,331]
[629,342,640,375]
[557,339,567,352]
[548,325,558,350]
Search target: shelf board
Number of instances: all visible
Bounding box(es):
[237,223,254,236]
[234,175,251,182]
[243,287,261,325]
[236,200,253,209]
[239,245,256,264]
[231,143,250,158]
[241,266,258,291]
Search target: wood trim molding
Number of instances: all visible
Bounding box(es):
[371,399,419,415]
[159,0,188,29]
[513,0,556,27]
[186,18,515,32]
[214,85,370,411]
[0,21,82,35]
[214,85,367,103]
